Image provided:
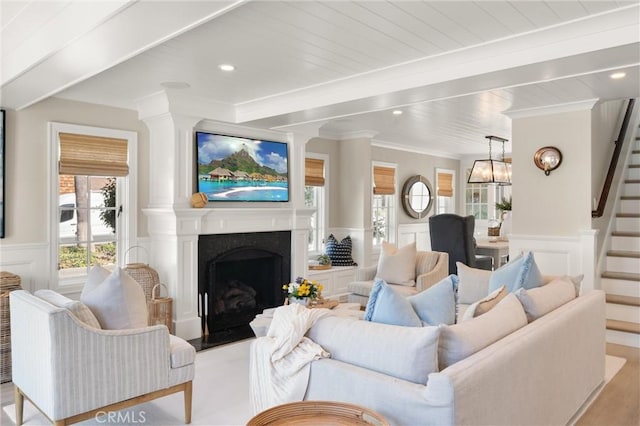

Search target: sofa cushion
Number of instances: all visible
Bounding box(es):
[168,335,196,368]
[408,275,457,326]
[488,251,543,294]
[456,262,492,305]
[514,276,580,322]
[460,285,507,321]
[326,234,357,266]
[364,280,422,327]
[375,241,417,286]
[34,289,102,329]
[81,265,148,330]
[307,315,440,384]
[438,293,528,370]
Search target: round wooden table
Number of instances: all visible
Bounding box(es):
[247,401,389,426]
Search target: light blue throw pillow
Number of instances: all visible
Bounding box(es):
[364,280,422,327]
[488,251,543,294]
[408,275,458,326]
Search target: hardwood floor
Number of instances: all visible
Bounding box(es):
[577,343,640,426]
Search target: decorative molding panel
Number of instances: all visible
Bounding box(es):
[0,243,49,293]
[508,231,597,293]
[398,223,430,251]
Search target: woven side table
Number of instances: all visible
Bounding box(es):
[1,271,22,383]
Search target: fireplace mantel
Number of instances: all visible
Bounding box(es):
[143,206,314,340]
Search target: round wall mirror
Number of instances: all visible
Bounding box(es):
[401,175,434,219]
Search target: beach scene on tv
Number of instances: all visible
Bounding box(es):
[196,132,289,202]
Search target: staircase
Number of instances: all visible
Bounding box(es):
[603,132,640,347]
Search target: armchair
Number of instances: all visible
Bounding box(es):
[9,290,195,426]
[347,250,449,308]
[429,214,493,274]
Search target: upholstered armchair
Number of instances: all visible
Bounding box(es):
[10,290,195,426]
[347,250,449,308]
[429,213,493,275]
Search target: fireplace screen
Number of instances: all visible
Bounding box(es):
[198,231,290,345]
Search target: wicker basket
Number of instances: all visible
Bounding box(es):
[149,284,173,334]
[123,246,160,302]
[1,271,22,383]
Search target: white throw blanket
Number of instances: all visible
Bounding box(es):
[249,304,332,414]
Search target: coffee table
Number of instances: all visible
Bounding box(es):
[250,302,363,337]
[247,401,389,425]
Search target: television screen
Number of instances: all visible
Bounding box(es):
[195,131,289,202]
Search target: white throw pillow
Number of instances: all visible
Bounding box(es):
[375,241,417,286]
[514,275,579,322]
[35,289,101,329]
[438,293,528,370]
[456,262,492,304]
[81,266,148,330]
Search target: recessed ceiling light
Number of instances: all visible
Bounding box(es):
[160,81,190,90]
[219,64,235,72]
[392,110,403,115]
[610,72,626,79]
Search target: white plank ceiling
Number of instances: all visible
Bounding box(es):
[2,0,639,156]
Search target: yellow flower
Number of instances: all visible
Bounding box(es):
[317,284,323,291]
[282,284,288,290]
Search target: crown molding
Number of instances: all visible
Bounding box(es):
[503,98,599,119]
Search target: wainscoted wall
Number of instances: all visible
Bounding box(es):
[397,223,431,251]
[508,230,598,293]
[0,243,49,293]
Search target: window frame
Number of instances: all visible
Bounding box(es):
[305,152,328,256]
[371,161,397,247]
[49,122,137,292]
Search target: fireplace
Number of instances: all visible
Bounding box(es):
[198,231,291,346]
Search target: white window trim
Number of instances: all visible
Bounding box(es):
[49,122,137,292]
[371,160,397,249]
[306,152,329,257]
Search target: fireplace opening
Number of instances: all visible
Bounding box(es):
[198,231,290,347]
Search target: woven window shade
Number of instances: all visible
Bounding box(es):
[305,158,325,186]
[373,166,395,195]
[59,132,129,176]
[437,172,453,197]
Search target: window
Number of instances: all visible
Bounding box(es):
[372,163,397,246]
[305,155,327,254]
[465,168,511,222]
[436,168,456,214]
[50,123,137,289]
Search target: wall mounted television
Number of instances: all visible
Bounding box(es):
[195,131,289,202]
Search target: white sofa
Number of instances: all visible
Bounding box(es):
[299,288,606,425]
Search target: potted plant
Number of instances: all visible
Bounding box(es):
[495,196,512,213]
[495,196,512,240]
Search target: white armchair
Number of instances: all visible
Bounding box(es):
[9,290,195,426]
[347,250,449,307]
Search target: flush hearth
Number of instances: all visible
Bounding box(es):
[198,231,291,346]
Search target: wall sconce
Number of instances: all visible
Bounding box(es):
[534,146,562,176]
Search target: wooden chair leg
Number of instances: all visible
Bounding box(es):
[14,386,24,426]
[184,381,193,424]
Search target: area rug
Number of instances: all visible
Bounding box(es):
[1,339,626,426]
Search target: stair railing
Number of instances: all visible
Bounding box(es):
[592,98,636,218]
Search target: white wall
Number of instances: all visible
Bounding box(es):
[512,109,592,236]
[1,97,149,245]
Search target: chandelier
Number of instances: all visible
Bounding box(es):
[467,135,511,185]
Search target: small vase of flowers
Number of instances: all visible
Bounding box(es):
[283,276,323,306]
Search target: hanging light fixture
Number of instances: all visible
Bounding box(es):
[467,135,511,185]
